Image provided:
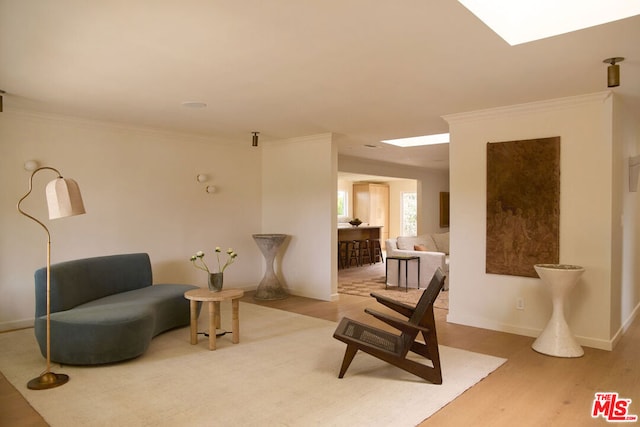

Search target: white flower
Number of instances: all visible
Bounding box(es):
[190,251,210,273]
[191,247,238,273]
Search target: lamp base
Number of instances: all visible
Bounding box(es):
[27,371,69,390]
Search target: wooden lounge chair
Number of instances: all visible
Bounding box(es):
[333,267,446,383]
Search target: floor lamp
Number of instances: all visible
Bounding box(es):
[17,166,86,390]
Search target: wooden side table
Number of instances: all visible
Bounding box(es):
[184,288,244,350]
[385,255,420,291]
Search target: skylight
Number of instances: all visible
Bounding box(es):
[382,133,450,147]
[458,0,640,45]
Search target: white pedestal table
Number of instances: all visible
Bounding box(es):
[532,264,585,358]
[252,233,289,300]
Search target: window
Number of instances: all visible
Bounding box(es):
[401,192,417,236]
[337,190,348,216]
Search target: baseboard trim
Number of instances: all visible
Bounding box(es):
[0,318,34,333]
[446,312,614,351]
[611,302,640,350]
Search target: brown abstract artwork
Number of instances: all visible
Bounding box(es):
[439,192,450,228]
[486,137,560,277]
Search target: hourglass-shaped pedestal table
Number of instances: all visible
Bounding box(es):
[532,264,585,358]
[253,234,289,300]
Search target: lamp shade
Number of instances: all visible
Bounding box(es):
[45,178,86,219]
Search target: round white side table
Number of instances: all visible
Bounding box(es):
[532,264,585,358]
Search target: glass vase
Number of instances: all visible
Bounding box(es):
[208,272,223,292]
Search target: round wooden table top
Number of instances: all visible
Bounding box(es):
[184,288,244,302]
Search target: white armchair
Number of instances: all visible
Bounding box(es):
[385,233,449,290]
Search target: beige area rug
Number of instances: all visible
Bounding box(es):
[338,265,449,309]
[0,303,504,427]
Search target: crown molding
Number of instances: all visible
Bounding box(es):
[443,91,612,125]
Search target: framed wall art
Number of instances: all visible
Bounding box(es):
[486,136,560,277]
[439,192,450,228]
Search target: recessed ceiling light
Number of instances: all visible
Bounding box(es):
[181,101,207,109]
[458,0,640,45]
[382,133,450,147]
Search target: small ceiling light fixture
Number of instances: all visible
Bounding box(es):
[0,89,5,112]
[603,57,625,88]
[252,132,259,147]
[196,174,208,183]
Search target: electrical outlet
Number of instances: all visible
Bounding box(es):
[516,297,525,310]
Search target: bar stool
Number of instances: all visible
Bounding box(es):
[358,239,372,265]
[337,241,349,269]
[371,239,384,263]
[347,240,360,267]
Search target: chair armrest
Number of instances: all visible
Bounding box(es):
[365,308,431,334]
[370,292,415,318]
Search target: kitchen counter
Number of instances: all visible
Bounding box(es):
[338,225,382,241]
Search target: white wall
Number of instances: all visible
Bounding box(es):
[262,133,337,301]
[0,111,263,331]
[616,95,640,342]
[338,155,449,235]
[0,110,342,330]
[444,91,640,350]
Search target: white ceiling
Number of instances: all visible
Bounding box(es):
[1,1,638,171]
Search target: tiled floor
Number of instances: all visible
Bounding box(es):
[338,260,449,309]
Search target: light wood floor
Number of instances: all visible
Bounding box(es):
[2,270,639,426]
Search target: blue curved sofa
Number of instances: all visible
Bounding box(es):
[34,253,199,365]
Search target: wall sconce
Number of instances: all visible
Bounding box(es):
[252,132,259,147]
[24,160,40,171]
[603,57,624,88]
[196,173,217,194]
